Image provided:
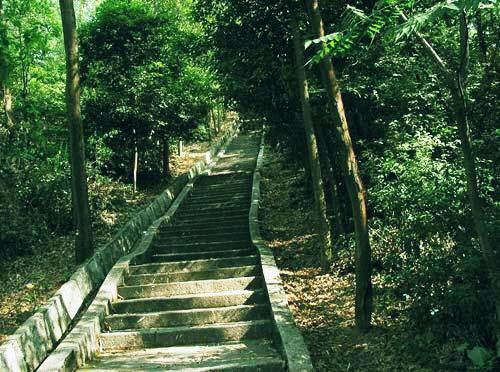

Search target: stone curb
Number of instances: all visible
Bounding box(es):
[249,130,314,371]
[0,123,240,372]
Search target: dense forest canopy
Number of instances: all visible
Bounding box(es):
[0,0,499,369]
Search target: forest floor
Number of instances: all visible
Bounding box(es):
[259,146,470,372]
[0,134,225,343]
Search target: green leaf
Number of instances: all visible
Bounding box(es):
[466,346,493,368]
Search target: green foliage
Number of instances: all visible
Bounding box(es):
[466,346,495,369]
[80,0,217,177]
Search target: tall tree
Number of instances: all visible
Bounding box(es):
[398,5,500,351]
[0,0,14,129]
[291,17,332,270]
[59,0,93,262]
[306,0,372,332]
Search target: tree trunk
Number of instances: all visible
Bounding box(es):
[211,108,218,134]
[3,85,13,128]
[59,0,93,263]
[291,17,332,270]
[177,140,183,157]
[162,139,171,177]
[0,0,14,130]
[133,130,138,194]
[216,104,222,133]
[306,0,372,332]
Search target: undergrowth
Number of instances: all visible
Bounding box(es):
[259,145,495,371]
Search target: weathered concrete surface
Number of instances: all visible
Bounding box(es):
[0,123,240,372]
[249,130,314,371]
[79,340,284,371]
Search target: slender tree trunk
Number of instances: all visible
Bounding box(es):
[210,108,218,134]
[133,129,138,194]
[216,104,222,132]
[59,0,93,263]
[177,140,183,157]
[0,0,14,130]
[206,110,212,141]
[3,85,13,128]
[291,18,332,269]
[306,0,372,332]
[162,139,170,177]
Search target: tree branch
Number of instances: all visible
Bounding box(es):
[399,10,454,83]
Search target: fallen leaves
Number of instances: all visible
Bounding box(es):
[259,147,458,371]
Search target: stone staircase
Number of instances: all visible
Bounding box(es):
[79,133,286,370]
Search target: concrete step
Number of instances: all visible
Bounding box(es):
[129,255,260,275]
[156,232,250,245]
[150,248,255,263]
[179,205,248,215]
[177,209,249,220]
[153,240,250,253]
[184,193,249,203]
[80,340,284,371]
[191,183,250,191]
[160,223,248,236]
[158,229,250,239]
[106,304,269,330]
[125,266,260,285]
[99,320,273,350]
[187,191,249,200]
[185,193,249,202]
[112,289,267,314]
[195,177,250,185]
[172,214,248,226]
[186,192,252,202]
[153,242,252,255]
[118,276,262,299]
[181,200,250,211]
[193,183,250,192]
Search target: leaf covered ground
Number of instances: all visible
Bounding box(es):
[259,146,476,371]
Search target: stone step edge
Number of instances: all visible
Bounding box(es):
[159,225,249,236]
[129,255,260,274]
[126,265,260,281]
[249,129,314,371]
[106,303,268,323]
[150,248,254,262]
[81,355,284,371]
[154,240,250,248]
[172,215,248,224]
[113,288,266,307]
[119,276,262,292]
[99,319,272,348]
[156,232,250,240]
